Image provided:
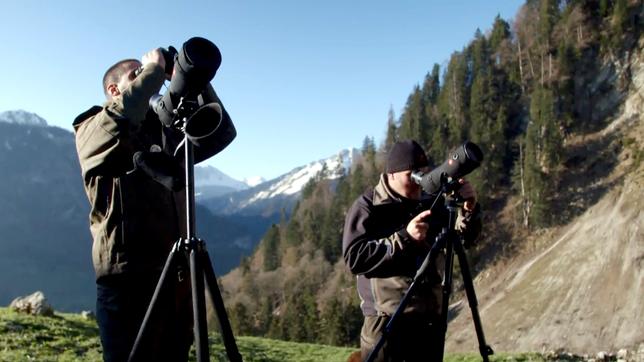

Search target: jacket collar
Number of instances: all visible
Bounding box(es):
[373,174,407,206]
[373,173,436,208]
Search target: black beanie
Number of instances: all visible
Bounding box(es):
[385,140,429,173]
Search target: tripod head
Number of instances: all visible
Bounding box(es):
[417,177,470,220]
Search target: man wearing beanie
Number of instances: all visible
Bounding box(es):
[342,139,481,361]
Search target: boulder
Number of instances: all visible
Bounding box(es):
[9,291,54,316]
[81,310,95,320]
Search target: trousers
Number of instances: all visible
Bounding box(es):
[360,314,443,362]
[96,272,193,362]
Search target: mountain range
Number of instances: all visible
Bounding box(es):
[0,110,356,311]
[201,148,358,216]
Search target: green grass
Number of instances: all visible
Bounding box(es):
[444,353,547,362]
[0,307,102,361]
[0,308,561,361]
[207,335,354,362]
[0,308,354,362]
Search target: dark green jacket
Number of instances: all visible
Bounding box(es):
[73,64,235,280]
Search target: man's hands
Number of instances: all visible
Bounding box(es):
[457,179,477,212]
[406,210,432,242]
[141,48,166,73]
[406,179,477,243]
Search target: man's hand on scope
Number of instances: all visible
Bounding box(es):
[406,210,433,242]
[457,179,477,212]
[141,48,167,74]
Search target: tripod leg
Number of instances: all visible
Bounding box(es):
[453,241,494,361]
[437,233,456,362]
[190,247,210,362]
[201,249,243,362]
[128,243,179,362]
[365,230,449,362]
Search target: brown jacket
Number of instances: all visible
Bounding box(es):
[73,65,236,280]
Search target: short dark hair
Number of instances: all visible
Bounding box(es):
[102,59,139,98]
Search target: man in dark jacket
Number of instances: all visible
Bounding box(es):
[73,48,236,362]
[342,140,481,361]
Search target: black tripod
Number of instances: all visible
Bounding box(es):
[128,110,242,362]
[366,183,493,362]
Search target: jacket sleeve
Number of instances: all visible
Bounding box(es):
[107,65,166,127]
[74,66,166,178]
[342,197,414,278]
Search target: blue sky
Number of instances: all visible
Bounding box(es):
[0,1,524,181]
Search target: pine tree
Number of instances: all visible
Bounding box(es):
[538,0,560,85]
[522,85,562,227]
[523,120,548,228]
[599,0,610,18]
[301,177,317,199]
[320,298,363,346]
[229,302,253,335]
[610,0,629,48]
[490,14,511,51]
[320,199,344,263]
[284,218,302,247]
[282,291,319,342]
[468,32,507,201]
[398,85,427,144]
[437,51,470,147]
[334,175,352,211]
[349,164,367,201]
[421,64,441,164]
[361,136,378,183]
[539,0,560,49]
[262,224,281,271]
[301,208,323,247]
[471,29,489,74]
[256,296,274,335]
[556,40,577,132]
[383,106,398,151]
[424,64,441,105]
[320,298,344,345]
[267,307,288,340]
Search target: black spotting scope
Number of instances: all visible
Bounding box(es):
[150,37,223,144]
[411,141,483,194]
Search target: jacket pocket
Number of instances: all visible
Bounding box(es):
[372,276,412,316]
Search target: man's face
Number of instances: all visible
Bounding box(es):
[388,168,426,200]
[109,60,141,98]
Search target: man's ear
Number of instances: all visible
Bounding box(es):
[107,83,120,98]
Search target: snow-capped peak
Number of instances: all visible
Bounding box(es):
[244,176,266,187]
[194,165,248,190]
[0,110,48,127]
[242,148,360,206]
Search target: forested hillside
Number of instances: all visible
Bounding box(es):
[219,0,642,352]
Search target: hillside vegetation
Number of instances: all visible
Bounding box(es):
[218,0,643,355]
[447,50,644,354]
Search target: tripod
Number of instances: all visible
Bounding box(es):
[128,111,242,362]
[366,183,493,362]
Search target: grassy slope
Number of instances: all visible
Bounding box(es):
[0,307,552,361]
